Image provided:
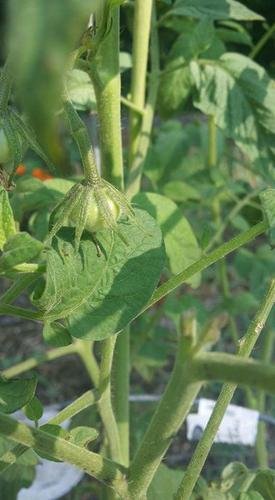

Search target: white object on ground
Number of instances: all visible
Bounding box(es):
[187,398,259,446]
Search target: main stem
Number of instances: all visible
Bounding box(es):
[91,8,123,187]
[89,7,129,467]
[175,279,275,500]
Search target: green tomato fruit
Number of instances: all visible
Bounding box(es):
[0,128,12,164]
[71,187,121,233]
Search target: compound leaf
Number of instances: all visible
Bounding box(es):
[190,53,275,179]
[33,209,165,340]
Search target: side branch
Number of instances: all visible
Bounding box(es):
[192,352,275,393]
[0,413,128,496]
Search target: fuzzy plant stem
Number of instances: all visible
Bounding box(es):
[63,96,99,184]
[75,340,100,387]
[245,328,274,468]
[0,413,128,496]
[90,7,130,468]
[2,343,77,379]
[0,58,13,113]
[128,0,153,168]
[91,8,124,188]
[174,278,275,500]
[207,114,217,168]
[77,337,123,466]
[128,329,202,499]
[0,274,41,305]
[145,220,268,312]
[0,389,97,473]
[249,22,275,60]
[127,4,159,198]
[98,336,123,464]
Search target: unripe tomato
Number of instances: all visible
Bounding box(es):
[71,187,121,233]
[0,128,11,164]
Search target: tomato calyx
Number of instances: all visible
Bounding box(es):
[47,178,135,251]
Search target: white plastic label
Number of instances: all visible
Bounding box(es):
[187,398,259,446]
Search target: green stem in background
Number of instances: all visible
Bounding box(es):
[0,389,97,473]
[207,113,239,346]
[255,330,274,468]
[113,327,130,466]
[75,340,99,388]
[2,343,77,378]
[206,189,261,252]
[0,274,42,305]
[127,4,159,198]
[0,413,127,496]
[121,96,145,115]
[128,0,153,168]
[219,258,239,347]
[174,279,275,500]
[246,329,274,468]
[90,8,124,188]
[249,22,275,60]
[207,114,217,168]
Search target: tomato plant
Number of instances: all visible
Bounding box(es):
[0,1,275,499]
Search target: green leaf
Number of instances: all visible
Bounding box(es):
[0,435,37,499]
[0,232,44,273]
[190,53,275,179]
[69,426,98,447]
[0,188,16,251]
[66,69,96,112]
[0,378,37,413]
[170,19,215,61]
[239,493,264,500]
[162,181,200,202]
[159,19,215,115]
[24,395,43,421]
[148,464,183,500]
[144,121,188,183]
[33,209,165,340]
[216,27,252,47]
[220,462,252,495]
[260,188,275,245]
[11,176,74,222]
[133,193,201,286]
[43,321,72,347]
[250,469,275,500]
[172,0,264,21]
